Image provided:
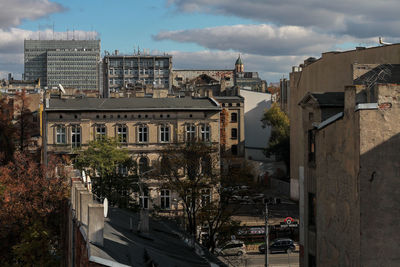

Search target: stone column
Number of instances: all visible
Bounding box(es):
[79,191,92,225]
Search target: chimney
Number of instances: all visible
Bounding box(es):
[75,185,86,220]
[71,181,84,211]
[79,191,92,225]
[344,85,356,117]
[88,204,104,246]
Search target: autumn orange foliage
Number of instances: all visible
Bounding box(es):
[0,153,68,263]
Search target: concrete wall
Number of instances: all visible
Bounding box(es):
[358,84,400,267]
[289,44,400,201]
[302,84,400,267]
[240,89,272,161]
[313,99,360,267]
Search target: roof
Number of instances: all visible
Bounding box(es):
[86,207,225,267]
[299,92,344,107]
[46,97,221,111]
[353,64,400,85]
[235,55,243,65]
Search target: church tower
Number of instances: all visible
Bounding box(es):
[235,54,244,72]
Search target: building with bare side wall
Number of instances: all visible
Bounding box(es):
[299,84,400,267]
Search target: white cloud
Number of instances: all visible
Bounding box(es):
[154,24,379,57]
[0,0,65,29]
[168,0,400,38]
[169,50,304,82]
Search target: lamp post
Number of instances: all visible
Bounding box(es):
[265,203,269,267]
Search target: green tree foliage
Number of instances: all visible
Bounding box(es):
[74,137,139,208]
[261,104,290,173]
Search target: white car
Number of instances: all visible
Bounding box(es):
[215,240,246,256]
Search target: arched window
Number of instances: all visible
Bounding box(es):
[138,157,148,174]
[160,157,170,175]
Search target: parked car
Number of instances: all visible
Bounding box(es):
[251,193,265,202]
[258,238,295,254]
[215,240,246,256]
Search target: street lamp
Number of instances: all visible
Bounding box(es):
[265,203,269,267]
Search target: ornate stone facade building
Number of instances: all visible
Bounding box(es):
[43,97,221,212]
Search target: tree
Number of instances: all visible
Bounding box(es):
[74,137,139,208]
[157,141,220,241]
[261,103,290,173]
[198,160,255,252]
[0,152,69,265]
[14,89,37,151]
[0,95,15,164]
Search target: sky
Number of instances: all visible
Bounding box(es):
[1,0,400,82]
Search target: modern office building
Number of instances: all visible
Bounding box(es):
[103,52,172,97]
[24,40,100,91]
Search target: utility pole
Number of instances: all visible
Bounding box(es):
[265,203,269,267]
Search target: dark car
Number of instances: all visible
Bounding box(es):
[258,238,295,254]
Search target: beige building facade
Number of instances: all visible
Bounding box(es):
[300,84,400,267]
[44,97,221,212]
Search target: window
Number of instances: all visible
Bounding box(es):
[139,191,149,209]
[308,130,316,164]
[201,189,211,207]
[200,124,210,142]
[118,164,128,176]
[186,124,196,141]
[138,125,148,143]
[96,125,106,140]
[117,125,127,144]
[201,155,212,176]
[231,145,238,155]
[71,125,81,148]
[160,189,171,209]
[231,113,237,122]
[56,125,66,144]
[231,128,238,139]
[138,157,148,174]
[160,125,170,143]
[160,157,170,175]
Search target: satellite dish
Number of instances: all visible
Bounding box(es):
[82,170,86,183]
[86,175,92,192]
[103,198,108,218]
[58,83,66,94]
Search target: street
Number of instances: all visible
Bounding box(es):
[219,252,299,267]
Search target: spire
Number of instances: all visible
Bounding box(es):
[235,54,244,72]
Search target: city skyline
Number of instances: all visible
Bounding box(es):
[2,0,400,82]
